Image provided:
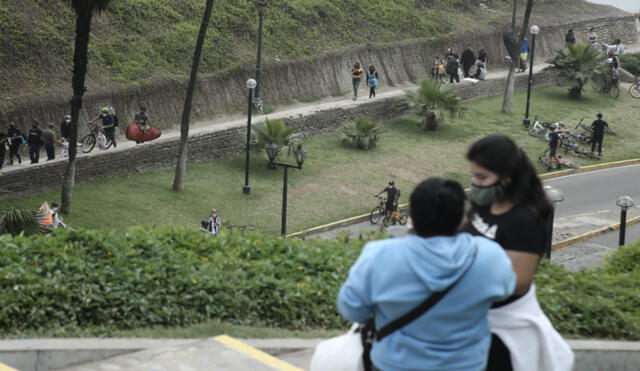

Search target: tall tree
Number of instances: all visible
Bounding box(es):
[60,0,111,215]
[501,0,534,113]
[172,0,216,191]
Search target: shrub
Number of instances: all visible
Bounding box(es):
[251,118,298,168]
[405,78,462,131]
[341,116,383,150]
[545,43,606,99]
[620,52,640,76]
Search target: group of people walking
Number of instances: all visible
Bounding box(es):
[0,121,61,168]
[431,46,489,83]
[333,135,573,371]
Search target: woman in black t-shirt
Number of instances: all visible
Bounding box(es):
[461,135,553,370]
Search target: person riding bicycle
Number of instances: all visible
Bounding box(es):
[376,181,401,217]
[89,107,118,148]
[547,125,570,171]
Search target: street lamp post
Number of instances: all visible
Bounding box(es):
[253,0,268,110]
[616,196,635,247]
[243,78,258,195]
[544,185,564,259]
[523,25,540,128]
[266,142,306,236]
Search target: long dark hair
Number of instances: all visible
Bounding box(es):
[467,135,552,221]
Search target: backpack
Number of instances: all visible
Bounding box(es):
[109,107,119,127]
[369,72,378,88]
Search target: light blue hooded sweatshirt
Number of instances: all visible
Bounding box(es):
[337,233,515,371]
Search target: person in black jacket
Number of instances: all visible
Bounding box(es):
[60,114,71,141]
[27,122,43,164]
[565,29,576,44]
[590,113,609,157]
[7,123,23,165]
[446,56,460,84]
[461,46,476,78]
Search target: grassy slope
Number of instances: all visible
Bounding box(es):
[2,85,638,234]
[0,0,605,99]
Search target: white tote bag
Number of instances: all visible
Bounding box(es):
[310,323,365,371]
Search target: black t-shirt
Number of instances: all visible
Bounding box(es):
[461,204,547,306]
[101,114,115,132]
[591,119,608,138]
[28,128,43,146]
[384,186,399,203]
[60,120,71,138]
[548,131,560,150]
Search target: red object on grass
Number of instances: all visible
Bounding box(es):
[126,122,161,143]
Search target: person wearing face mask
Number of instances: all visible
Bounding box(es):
[460,135,574,371]
[60,114,72,142]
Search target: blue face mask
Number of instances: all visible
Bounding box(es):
[470,182,505,206]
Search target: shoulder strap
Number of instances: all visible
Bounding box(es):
[375,246,478,342]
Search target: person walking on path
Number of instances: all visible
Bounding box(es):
[351,62,365,101]
[565,29,576,45]
[446,55,460,83]
[366,65,379,98]
[60,114,71,142]
[42,123,57,161]
[7,123,22,166]
[591,113,609,157]
[338,177,516,371]
[27,122,43,164]
[461,135,574,371]
[461,46,476,78]
[519,38,529,72]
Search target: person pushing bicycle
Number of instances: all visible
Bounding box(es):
[547,125,570,171]
[376,181,401,217]
[89,107,118,148]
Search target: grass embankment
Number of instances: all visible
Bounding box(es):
[0,0,597,98]
[1,227,640,340]
[2,85,639,234]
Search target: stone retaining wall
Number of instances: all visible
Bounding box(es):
[0,69,555,199]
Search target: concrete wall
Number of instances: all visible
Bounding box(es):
[0,68,555,199]
[0,15,635,138]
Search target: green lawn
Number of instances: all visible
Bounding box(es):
[2,86,639,234]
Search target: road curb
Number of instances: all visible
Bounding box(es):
[289,159,640,239]
[552,215,640,251]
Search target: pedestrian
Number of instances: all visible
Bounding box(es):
[478,48,488,70]
[586,27,598,45]
[519,38,529,72]
[60,114,71,141]
[351,61,365,101]
[366,65,379,98]
[42,123,57,161]
[337,177,516,371]
[446,55,460,83]
[7,123,22,166]
[0,130,7,169]
[27,122,43,164]
[461,46,475,78]
[89,107,118,148]
[207,209,221,236]
[461,135,574,371]
[590,113,609,157]
[564,29,576,44]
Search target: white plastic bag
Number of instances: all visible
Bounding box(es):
[310,323,365,371]
[97,132,107,150]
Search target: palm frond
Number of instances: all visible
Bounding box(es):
[0,208,50,237]
[341,117,383,150]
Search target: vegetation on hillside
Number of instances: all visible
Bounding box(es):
[1,226,640,340]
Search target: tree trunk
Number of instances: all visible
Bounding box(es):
[501,0,534,113]
[172,0,216,192]
[60,5,92,215]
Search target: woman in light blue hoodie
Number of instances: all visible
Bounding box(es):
[337,178,516,371]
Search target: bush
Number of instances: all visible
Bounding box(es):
[341,116,383,150]
[620,52,640,76]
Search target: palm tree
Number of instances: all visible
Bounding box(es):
[251,118,297,168]
[405,78,462,131]
[60,0,111,215]
[0,209,49,236]
[172,0,216,192]
[341,116,383,150]
[501,0,534,113]
[547,43,605,99]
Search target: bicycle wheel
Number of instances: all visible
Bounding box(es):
[105,137,114,149]
[528,128,545,139]
[80,134,96,153]
[369,206,383,224]
[398,210,408,225]
[609,85,620,98]
[629,83,640,99]
[382,215,390,227]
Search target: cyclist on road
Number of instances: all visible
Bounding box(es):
[89,107,118,148]
[376,181,401,217]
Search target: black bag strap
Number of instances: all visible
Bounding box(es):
[375,246,478,342]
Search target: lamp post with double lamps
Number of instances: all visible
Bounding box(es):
[243,78,258,195]
[616,196,635,247]
[253,0,268,111]
[544,185,564,259]
[266,142,306,236]
[523,25,540,128]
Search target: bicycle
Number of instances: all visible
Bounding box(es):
[592,72,620,98]
[80,122,113,154]
[370,196,386,224]
[559,136,600,160]
[629,76,640,99]
[528,118,564,139]
[383,208,409,227]
[538,149,580,170]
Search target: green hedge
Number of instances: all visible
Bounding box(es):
[1,227,640,339]
[620,52,640,76]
